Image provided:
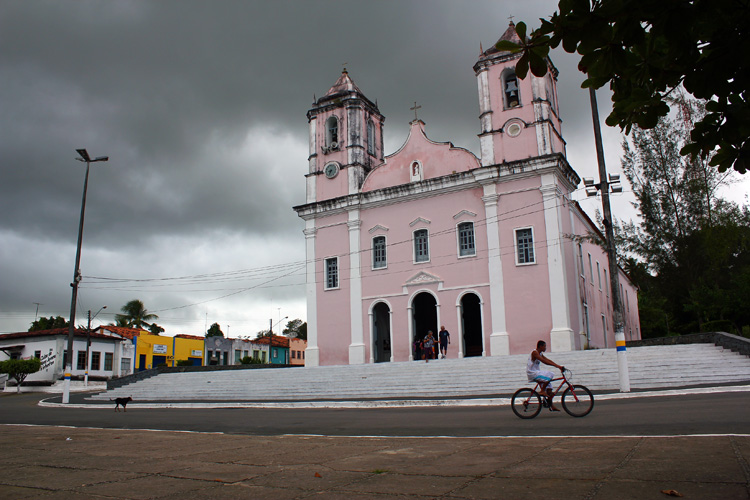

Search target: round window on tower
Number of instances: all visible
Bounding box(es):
[506,121,523,138]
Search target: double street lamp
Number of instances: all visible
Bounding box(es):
[63,149,108,404]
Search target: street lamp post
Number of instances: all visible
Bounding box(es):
[63,149,109,404]
[85,305,107,387]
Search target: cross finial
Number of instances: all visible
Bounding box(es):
[342,62,349,73]
[508,15,515,25]
[410,101,422,121]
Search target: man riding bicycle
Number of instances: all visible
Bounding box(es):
[526,340,565,411]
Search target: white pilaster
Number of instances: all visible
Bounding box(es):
[348,212,365,364]
[541,175,574,351]
[303,223,320,367]
[482,184,509,356]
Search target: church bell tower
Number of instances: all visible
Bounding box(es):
[305,70,385,204]
[473,22,566,167]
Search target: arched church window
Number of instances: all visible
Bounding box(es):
[503,71,520,108]
[367,119,375,156]
[326,116,339,148]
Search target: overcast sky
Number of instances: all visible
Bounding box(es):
[2,1,745,337]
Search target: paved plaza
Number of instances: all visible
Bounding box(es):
[0,424,748,499]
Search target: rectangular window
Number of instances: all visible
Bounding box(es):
[372,236,387,269]
[34,350,41,359]
[588,254,594,283]
[604,269,608,296]
[602,314,608,348]
[235,351,242,363]
[515,228,535,264]
[597,262,602,289]
[91,351,101,371]
[583,303,590,342]
[414,229,429,262]
[458,222,476,257]
[578,243,585,278]
[104,352,113,371]
[77,351,86,370]
[253,350,259,360]
[325,257,339,289]
[261,352,266,362]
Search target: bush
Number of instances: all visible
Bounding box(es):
[175,360,193,366]
[240,356,262,365]
[701,320,737,335]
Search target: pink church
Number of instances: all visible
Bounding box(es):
[294,23,641,367]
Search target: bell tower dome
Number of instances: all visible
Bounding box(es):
[473,22,565,167]
[305,70,385,203]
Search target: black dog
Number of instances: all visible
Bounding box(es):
[112,396,132,412]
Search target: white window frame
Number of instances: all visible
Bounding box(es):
[514,227,536,265]
[413,229,430,263]
[324,257,339,290]
[578,243,585,278]
[457,221,476,257]
[588,253,594,284]
[597,262,602,290]
[372,235,387,270]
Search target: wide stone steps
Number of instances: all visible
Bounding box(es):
[89,344,750,402]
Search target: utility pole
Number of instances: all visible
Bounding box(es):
[587,88,630,392]
[268,318,273,364]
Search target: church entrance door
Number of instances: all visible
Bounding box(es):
[461,293,483,357]
[372,302,391,363]
[412,292,438,360]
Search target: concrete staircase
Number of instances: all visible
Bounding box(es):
[88,344,750,402]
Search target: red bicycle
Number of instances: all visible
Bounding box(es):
[511,369,594,419]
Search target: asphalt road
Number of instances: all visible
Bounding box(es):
[2,391,748,437]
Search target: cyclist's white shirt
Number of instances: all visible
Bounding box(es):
[526,352,554,383]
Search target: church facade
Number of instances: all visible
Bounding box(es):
[294,24,641,367]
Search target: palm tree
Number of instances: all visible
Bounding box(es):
[114,299,158,329]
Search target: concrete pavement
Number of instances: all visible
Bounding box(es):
[0,424,748,499]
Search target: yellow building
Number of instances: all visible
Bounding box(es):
[133,333,174,371]
[173,334,205,366]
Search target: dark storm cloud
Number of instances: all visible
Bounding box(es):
[1,0,621,334]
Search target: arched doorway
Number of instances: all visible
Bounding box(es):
[372,302,391,363]
[412,292,438,360]
[461,293,483,357]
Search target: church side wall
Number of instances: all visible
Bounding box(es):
[495,176,554,354]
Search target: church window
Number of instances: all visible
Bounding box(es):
[367,119,375,156]
[414,229,430,263]
[325,257,339,289]
[457,222,476,257]
[372,236,387,269]
[326,116,339,148]
[503,71,520,108]
[515,227,535,264]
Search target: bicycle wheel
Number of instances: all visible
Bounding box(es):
[561,385,594,417]
[511,388,542,419]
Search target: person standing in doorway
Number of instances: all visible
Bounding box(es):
[438,325,450,359]
[423,331,436,363]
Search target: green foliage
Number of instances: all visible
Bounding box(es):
[28,316,68,332]
[615,101,750,337]
[175,359,193,366]
[255,329,270,339]
[0,358,42,393]
[240,356,262,365]
[114,300,158,329]
[282,319,307,340]
[505,1,750,173]
[206,322,224,338]
[148,323,165,335]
